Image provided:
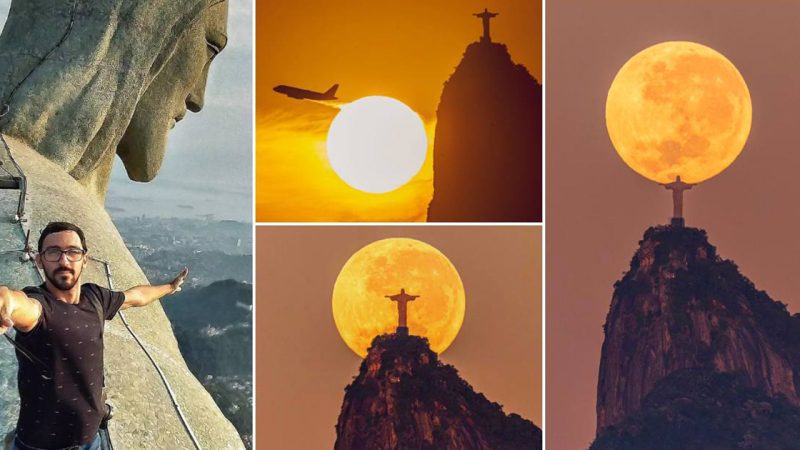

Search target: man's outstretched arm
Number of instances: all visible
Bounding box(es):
[0,286,42,333]
[122,267,188,309]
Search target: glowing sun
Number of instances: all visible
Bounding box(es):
[327,96,428,193]
[332,238,465,358]
[606,41,752,184]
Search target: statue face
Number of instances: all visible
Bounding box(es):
[117,2,229,181]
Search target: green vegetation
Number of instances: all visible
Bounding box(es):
[591,369,800,450]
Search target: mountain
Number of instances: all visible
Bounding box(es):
[591,368,800,450]
[594,225,800,447]
[162,279,253,447]
[427,40,542,222]
[335,333,541,450]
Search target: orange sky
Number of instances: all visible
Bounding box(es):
[256,226,542,449]
[548,2,800,449]
[256,0,541,221]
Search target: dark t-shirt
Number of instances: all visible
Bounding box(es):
[13,283,125,449]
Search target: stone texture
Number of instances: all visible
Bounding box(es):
[0,137,243,449]
[0,0,226,200]
[0,1,241,446]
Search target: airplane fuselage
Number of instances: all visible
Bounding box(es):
[273,84,338,101]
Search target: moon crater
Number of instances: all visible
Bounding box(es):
[332,238,465,358]
[606,41,752,184]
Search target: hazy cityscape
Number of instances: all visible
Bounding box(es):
[114,215,253,448]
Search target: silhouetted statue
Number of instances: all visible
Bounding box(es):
[662,176,694,226]
[473,8,498,43]
[385,288,419,336]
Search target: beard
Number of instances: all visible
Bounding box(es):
[45,267,79,291]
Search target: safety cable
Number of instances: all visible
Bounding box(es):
[0,0,231,446]
[0,137,203,448]
[0,134,27,222]
[96,259,202,449]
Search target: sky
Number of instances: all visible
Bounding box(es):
[548,2,800,449]
[0,0,252,222]
[255,0,541,221]
[256,226,542,449]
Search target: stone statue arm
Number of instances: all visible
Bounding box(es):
[0,286,42,333]
[122,267,188,310]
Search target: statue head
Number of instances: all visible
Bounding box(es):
[0,0,229,199]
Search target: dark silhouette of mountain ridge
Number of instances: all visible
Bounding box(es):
[593,225,800,448]
[427,40,542,222]
[335,333,541,450]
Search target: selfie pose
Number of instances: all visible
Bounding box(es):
[0,222,188,450]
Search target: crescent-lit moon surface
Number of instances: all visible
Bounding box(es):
[332,238,465,358]
[606,41,752,184]
[327,96,428,193]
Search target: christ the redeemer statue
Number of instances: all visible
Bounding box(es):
[385,288,420,336]
[474,8,499,43]
[662,175,694,227]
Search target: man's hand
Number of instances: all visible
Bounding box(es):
[0,287,16,334]
[169,267,189,294]
[0,286,41,333]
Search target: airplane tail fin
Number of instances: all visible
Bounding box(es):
[325,84,339,97]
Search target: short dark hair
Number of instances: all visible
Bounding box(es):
[37,222,88,252]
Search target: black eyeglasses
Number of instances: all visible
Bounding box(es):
[41,247,86,262]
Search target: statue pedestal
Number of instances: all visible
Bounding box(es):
[670,217,685,227]
[396,326,409,337]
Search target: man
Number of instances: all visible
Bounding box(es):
[0,222,189,450]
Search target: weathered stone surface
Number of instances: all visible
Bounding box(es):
[597,226,800,433]
[0,0,242,447]
[0,0,227,200]
[0,129,242,449]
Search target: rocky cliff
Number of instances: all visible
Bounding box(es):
[591,368,800,450]
[335,334,541,450]
[427,40,541,222]
[596,225,800,436]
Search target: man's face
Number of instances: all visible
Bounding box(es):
[116,2,229,181]
[36,231,87,291]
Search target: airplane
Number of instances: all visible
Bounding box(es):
[273,83,339,101]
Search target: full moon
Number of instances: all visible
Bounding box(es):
[332,238,465,358]
[606,41,752,184]
[327,96,428,193]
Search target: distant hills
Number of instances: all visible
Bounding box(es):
[118,216,253,448]
[162,279,253,448]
